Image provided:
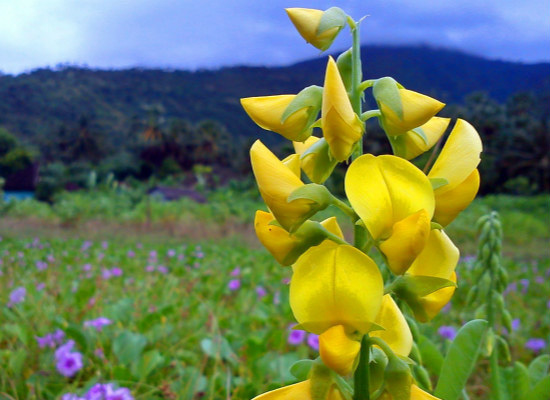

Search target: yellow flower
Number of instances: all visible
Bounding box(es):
[392,117,451,160]
[254,210,344,266]
[345,154,434,275]
[427,119,483,226]
[293,136,339,184]
[322,57,364,161]
[250,140,318,232]
[290,244,383,335]
[286,8,343,51]
[407,229,460,322]
[252,380,344,400]
[241,95,314,142]
[373,77,445,137]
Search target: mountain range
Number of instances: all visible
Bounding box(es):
[0,44,548,144]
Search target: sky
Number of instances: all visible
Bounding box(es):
[0,0,549,75]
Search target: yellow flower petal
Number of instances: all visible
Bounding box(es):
[407,230,459,322]
[322,57,363,161]
[433,169,480,226]
[282,154,302,178]
[379,209,431,275]
[395,117,450,160]
[428,119,482,194]
[319,216,344,240]
[379,89,445,135]
[345,154,434,239]
[286,8,341,51]
[319,324,360,375]
[254,211,300,265]
[411,384,441,400]
[371,295,413,357]
[252,380,311,400]
[241,95,312,141]
[290,244,383,334]
[294,136,320,155]
[250,140,311,232]
[407,229,459,279]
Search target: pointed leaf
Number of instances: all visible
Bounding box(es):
[524,376,550,400]
[434,319,488,400]
[418,334,444,375]
[289,359,315,380]
[528,355,550,386]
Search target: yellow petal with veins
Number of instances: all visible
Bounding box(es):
[371,295,413,357]
[319,324,360,375]
[379,209,431,275]
[241,95,312,142]
[290,244,383,334]
[345,154,434,239]
[428,119,482,195]
[322,57,363,161]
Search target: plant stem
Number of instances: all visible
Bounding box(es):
[354,335,370,400]
[349,18,363,162]
[486,216,501,400]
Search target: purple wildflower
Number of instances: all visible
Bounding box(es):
[86,383,110,400]
[145,265,155,272]
[36,260,48,271]
[81,241,93,251]
[282,278,290,285]
[47,254,55,262]
[127,250,135,258]
[55,344,83,377]
[8,286,26,307]
[83,263,92,271]
[36,329,65,348]
[149,250,157,259]
[36,282,46,291]
[287,328,306,345]
[438,326,457,341]
[256,286,267,298]
[101,269,112,279]
[230,267,241,276]
[511,318,520,331]
[102,241,109,249]
[105,385,134,400]
[535,276,544,284]
[157,265,168,274]
[61,393,84,400]
[307,333,319,351]
[228,279,241,291]
[547,299,550,309]
[167,249,176,257]
[110,267,123,277]
[525,338,546,352]
[84,317,112,331]
[273,291,281,305]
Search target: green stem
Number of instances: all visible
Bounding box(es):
[349,18,363,162]
[358,80,375,92]
[360,110,381,121]
[332,196,359,222]
[353,335,370,400]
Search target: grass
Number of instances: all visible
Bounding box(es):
[0,192,548,399]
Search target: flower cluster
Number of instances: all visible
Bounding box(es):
[62,383,134,400]
[242,7,482,400]
[55,340,83,377]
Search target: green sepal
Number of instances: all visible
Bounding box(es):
[287,183,332,207]
[369,347,389,395]
[410,126,429,145]
[281,85,323,123]
[289,358,315,380]
[384,355,412,400]
[336,48,353,91]
[528,354,550,387]
[373,77,403,119]
[430,221,444,230]
[392,275,456,297]
[317,7,347,36]
[366,322,385,334]
[496,335,511,363]
[310,360,335,400]
[300,138,339,184]
[430,177,449,190]
[413,364,433,391]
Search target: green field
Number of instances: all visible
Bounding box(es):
[0,192,549,399]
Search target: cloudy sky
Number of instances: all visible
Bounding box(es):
[0,0,548,75]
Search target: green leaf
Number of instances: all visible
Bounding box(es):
[509,362,530,400]
[524,376,550,400]
[9,348,27,375]
[528,354,550,386]
[281,85,322,123]
[434,319,488,400]
[289,359,315,380]
[394,275,456,297]
[418,334,444,376]
[200,335,238,366]
[430,177,449,190]
[317,7,347,35]
[132,349,165,380]
[113,331,147,365]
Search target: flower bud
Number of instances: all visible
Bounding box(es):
[286,7,346,51]
[294,137,338,184]
[241,95,315,142]
[373,77,445,136]
[322,56,364,161]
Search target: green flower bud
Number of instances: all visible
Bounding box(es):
[498,267,509,287]
[496,336,511,363]
[502,310,513,333]
[369,347,388,395]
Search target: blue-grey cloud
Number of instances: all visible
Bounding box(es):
[0,0,548,75]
